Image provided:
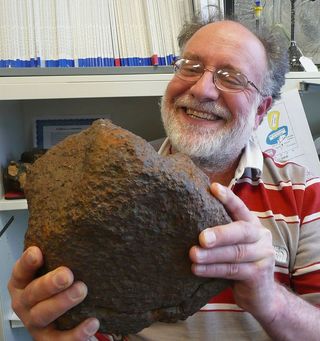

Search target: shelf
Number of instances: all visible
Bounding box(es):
[286,72,320,79]
[282,72,320,92]
[0,66,173,77]
[9,312,24,329]
[0,199,28,211]
[0,71,319,101]
[0,72,173,100]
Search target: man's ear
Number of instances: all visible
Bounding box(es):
[255,96,273,128]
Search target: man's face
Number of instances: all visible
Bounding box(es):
[161,21,269,171]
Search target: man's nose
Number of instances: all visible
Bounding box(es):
[188,71,220,102]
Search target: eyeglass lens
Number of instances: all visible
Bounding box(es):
[174,59,249,92]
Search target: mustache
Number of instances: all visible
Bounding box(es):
[173,95,232,120]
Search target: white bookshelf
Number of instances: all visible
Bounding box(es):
[0,73,173,100]
[282,71,320,91]
[0,200,28,212]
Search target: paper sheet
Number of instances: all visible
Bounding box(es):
[255,89,320,176]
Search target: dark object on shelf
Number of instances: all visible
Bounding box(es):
[288,0,305,71]
[4,191,25,200]
[3,149,47,199]
[224,0,235,18]
[21,148,47,163]
[24,119,231,335]
[3,161,29,199]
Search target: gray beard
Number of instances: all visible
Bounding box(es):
[160,94,258,173]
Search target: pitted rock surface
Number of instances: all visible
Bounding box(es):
[24,119,231,335]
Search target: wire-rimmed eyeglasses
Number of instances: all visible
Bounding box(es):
[173,58,265,97]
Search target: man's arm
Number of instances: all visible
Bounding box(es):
[7,246,100,341]
[189,183,320,341]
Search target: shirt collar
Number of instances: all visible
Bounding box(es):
[158,136,263,188]
[229,136,263,188]
[158,137,171,156]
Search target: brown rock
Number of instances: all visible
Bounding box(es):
[24,119,231,335]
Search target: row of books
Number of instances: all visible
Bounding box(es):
[0,0,222,68]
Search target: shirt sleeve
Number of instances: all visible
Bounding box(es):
[291,176,320,306]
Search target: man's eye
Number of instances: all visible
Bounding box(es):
[183,66,202,74]
[223,76,241,84]
[220,75,244,87]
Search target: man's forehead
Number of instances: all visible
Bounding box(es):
[189,21,262,48]
[183,21,267,73]
[196,21,259,41]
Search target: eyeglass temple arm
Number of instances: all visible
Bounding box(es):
[248,80,266,97]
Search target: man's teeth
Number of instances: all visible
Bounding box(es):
[186,108,219,121]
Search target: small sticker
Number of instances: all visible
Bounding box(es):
[267,111,280,130]
[266,126,288,145]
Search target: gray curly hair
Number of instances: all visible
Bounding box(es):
[177,12,289,101]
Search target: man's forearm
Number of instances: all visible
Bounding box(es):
[258,284,320,341]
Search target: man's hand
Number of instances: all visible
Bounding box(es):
[189,183,278,322]
[8,246,100,341]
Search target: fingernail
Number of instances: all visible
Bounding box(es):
[216,183,226,198]
[26,249,37,265]
[196,248,207,261]
[194,265,206,274]
[84,319,100,336]
[68,282,87,300]
[53,269,70,289]
[203,229,216,246]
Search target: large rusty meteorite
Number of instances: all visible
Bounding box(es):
[24,119,231,335]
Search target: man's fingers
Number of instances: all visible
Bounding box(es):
[32,318,100,341]
[28,281,88,328]
[9,246,43,290]
[210,183,259,223]
[22,266,74,308]
[190,235,274,264]
[191,258,273,281]
[72,318,100,340]
[198,221,267,248]
[59,317,100,341]
[8,247,97,341]
[191,261,253,279]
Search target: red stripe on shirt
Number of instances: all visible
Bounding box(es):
[233,177,320,224]
[95,333,113,341]
[208,287,235,304]
[274,271,291,287]
[233,181,299,217]
[292,270,320,295]
[300,182,320,224]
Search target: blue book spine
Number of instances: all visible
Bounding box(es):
[166,54,174,65]
[59,59,67,67]
[158,56,166,65]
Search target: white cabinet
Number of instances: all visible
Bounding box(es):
[283,72,320,92]
[0,73,172,100]
[285,72,320,141]
[0,71,172,341]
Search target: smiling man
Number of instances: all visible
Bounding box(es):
[161,20,271,184]
[8,16,320,341]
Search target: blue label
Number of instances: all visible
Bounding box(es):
[266,126,288,145]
